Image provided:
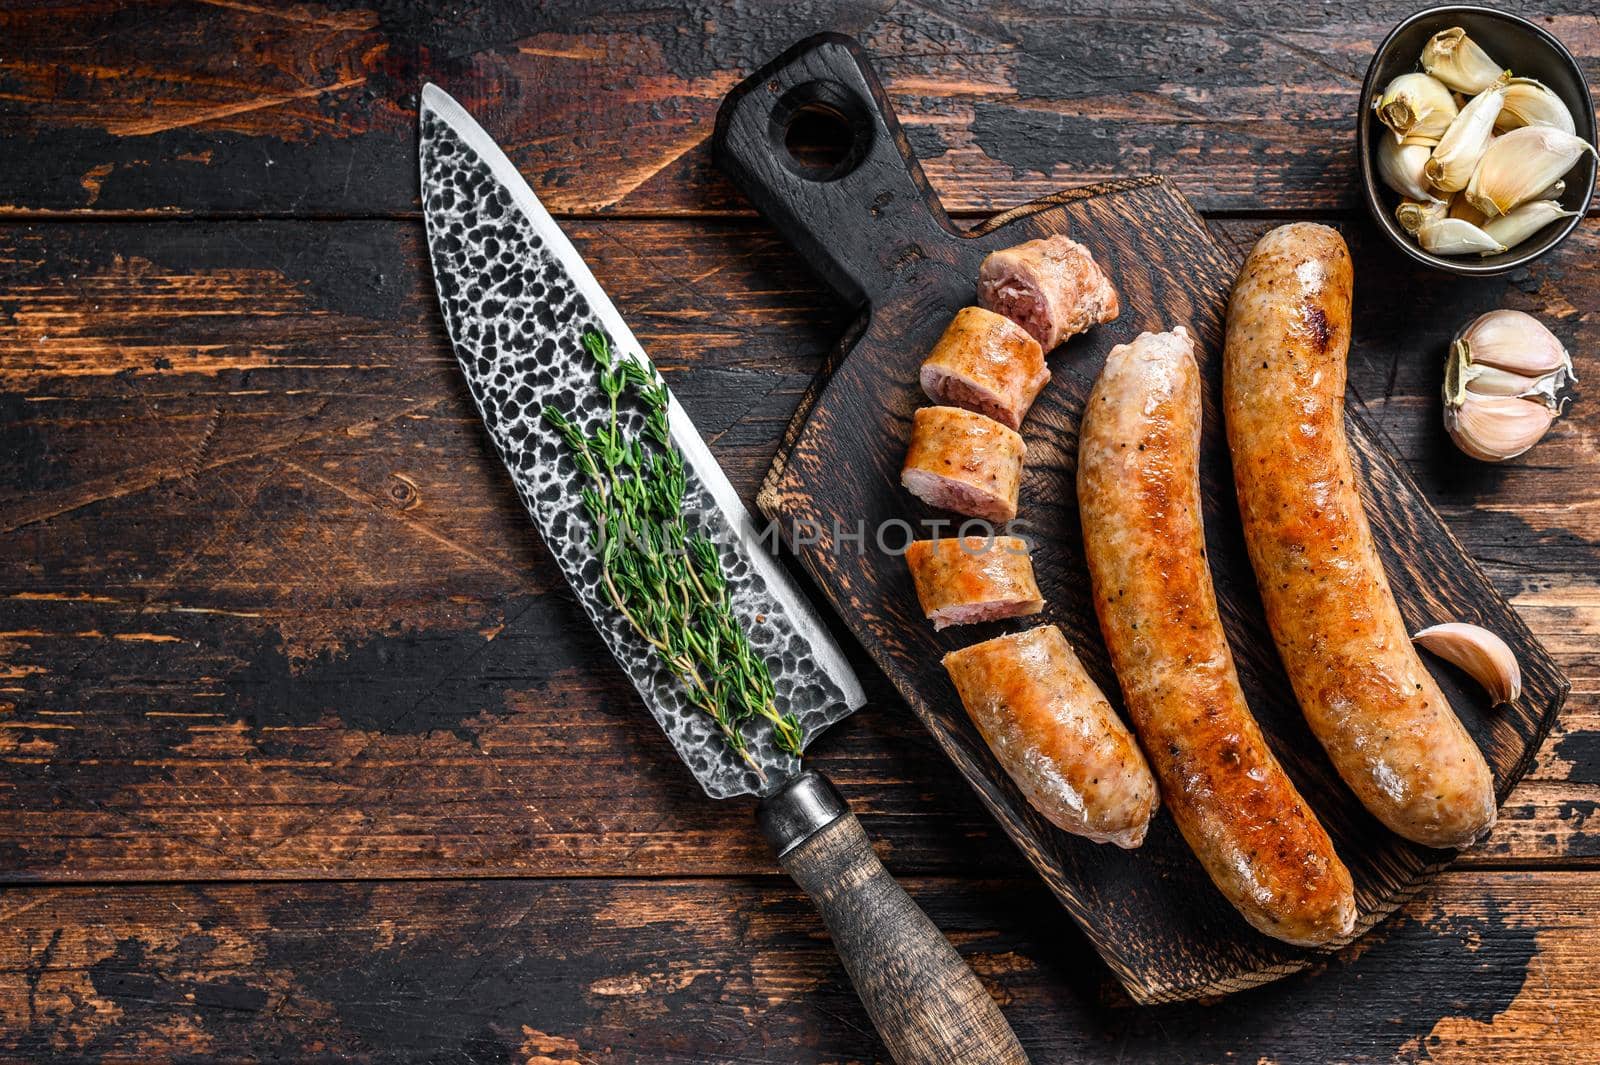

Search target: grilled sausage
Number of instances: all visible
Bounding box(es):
[920,306,1050,430]
[1078,326,1356,945]
[1222,223,1497,849]
[978,235,1119,351]
[943,625,1158,848]
[901,406,1025,524]
[906,535,1044,630]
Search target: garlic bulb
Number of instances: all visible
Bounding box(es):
[1424,74,1509,192]
[1417,217,1506,256]
[1375,72,1459,143]
[1480,200,1580,254]
[1496,77,1576,135]
[1377,136,1437,201]
[1413,623,1522,704]
[1443,309,1572,461]
[1465,125,1597,218]
[1421,27,1505,94]
[1396,197,1448,234]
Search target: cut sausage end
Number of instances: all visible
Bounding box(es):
[942,626,1159,848]
[979,235,1120,351]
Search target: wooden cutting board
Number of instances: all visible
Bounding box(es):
[713,34,1569,1004]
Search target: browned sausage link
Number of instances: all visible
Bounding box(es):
[943,625,1158,848]
[1223,223,1497,849]
[1078,326,1356,945]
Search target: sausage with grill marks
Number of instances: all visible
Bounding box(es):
[1078,325,1356,945]
[1222,223,1496,849]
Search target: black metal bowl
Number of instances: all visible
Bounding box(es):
[1359,5,1596,275]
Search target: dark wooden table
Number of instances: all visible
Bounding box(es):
[2,3,1596,1061]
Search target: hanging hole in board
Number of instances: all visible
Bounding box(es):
[770,81,873,182]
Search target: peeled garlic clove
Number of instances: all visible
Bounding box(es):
[1418,217,1507,256]
[1396,197,1448,234]
[1413,623,1522,704]
[1480,200,1580,253]
[1466,125,1598,218]
[1424,74,1510,193]
[1443,392,1555,461]
[1375,72,1459,143]
[1454,308,1573,380]
[1421,27,1505,94]
[1495,77,1577,136]
[1377,136,1438,201]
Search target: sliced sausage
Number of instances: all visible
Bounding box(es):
[978,235,1119,351]
[920,306,1050,430]
[905,535,1044,629]
[1078,325,1356,946]
[943,625,1158,848]
[901,406,1025,524]
[1222,222,1497,849]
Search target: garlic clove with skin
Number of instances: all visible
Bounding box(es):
[1453,309,1573,382]
[1424,73,1510,193]
[1495,77,1576,136]
[1396,197,1448,234]
[1480,200,1580,254]
[1413,623,1522,705]
[1377,136,1439,201]
[1375,72,1459,143]
[1447,192,1488,226]
[1465,125,1597,218]
[1421,27,1505,94]
[1442,392,1555,461]
[1417,217,1506,256]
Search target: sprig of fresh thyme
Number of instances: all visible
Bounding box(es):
[542,330,803,778]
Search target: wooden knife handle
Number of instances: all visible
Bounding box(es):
[713,33,956,308]
[758,771,1030,1065]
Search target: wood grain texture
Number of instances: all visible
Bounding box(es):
[1,216,1597,887]
[778,808,1028,1064]
[4,3,1599,1056]
[0,871,1595,1064]
[2,0,1596,217]
[721,35,1564,1002]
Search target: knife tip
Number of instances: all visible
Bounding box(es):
[420,82,449,112]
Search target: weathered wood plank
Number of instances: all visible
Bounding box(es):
[2,1,1595,217]
[1,218,1596,882]
[0,870,1593,1063]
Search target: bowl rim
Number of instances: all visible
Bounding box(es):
[1358,4,1597,276]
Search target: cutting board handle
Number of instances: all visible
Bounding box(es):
[758,771,1029,1065]
[713,33,957,308]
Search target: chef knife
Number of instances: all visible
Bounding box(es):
[418,85,1027,1064]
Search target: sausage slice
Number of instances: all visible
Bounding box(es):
[978,235,1119,351]
[1223,223,1497,849]
[901,406,1025,524]
[920,306,1050,430]
[905,535,1044,629]
[1078,325,1356,946]
[944,625,1158,848]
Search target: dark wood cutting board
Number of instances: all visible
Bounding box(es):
[713,34,1569,1004]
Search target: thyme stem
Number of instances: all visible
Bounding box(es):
[542,331,804,777]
